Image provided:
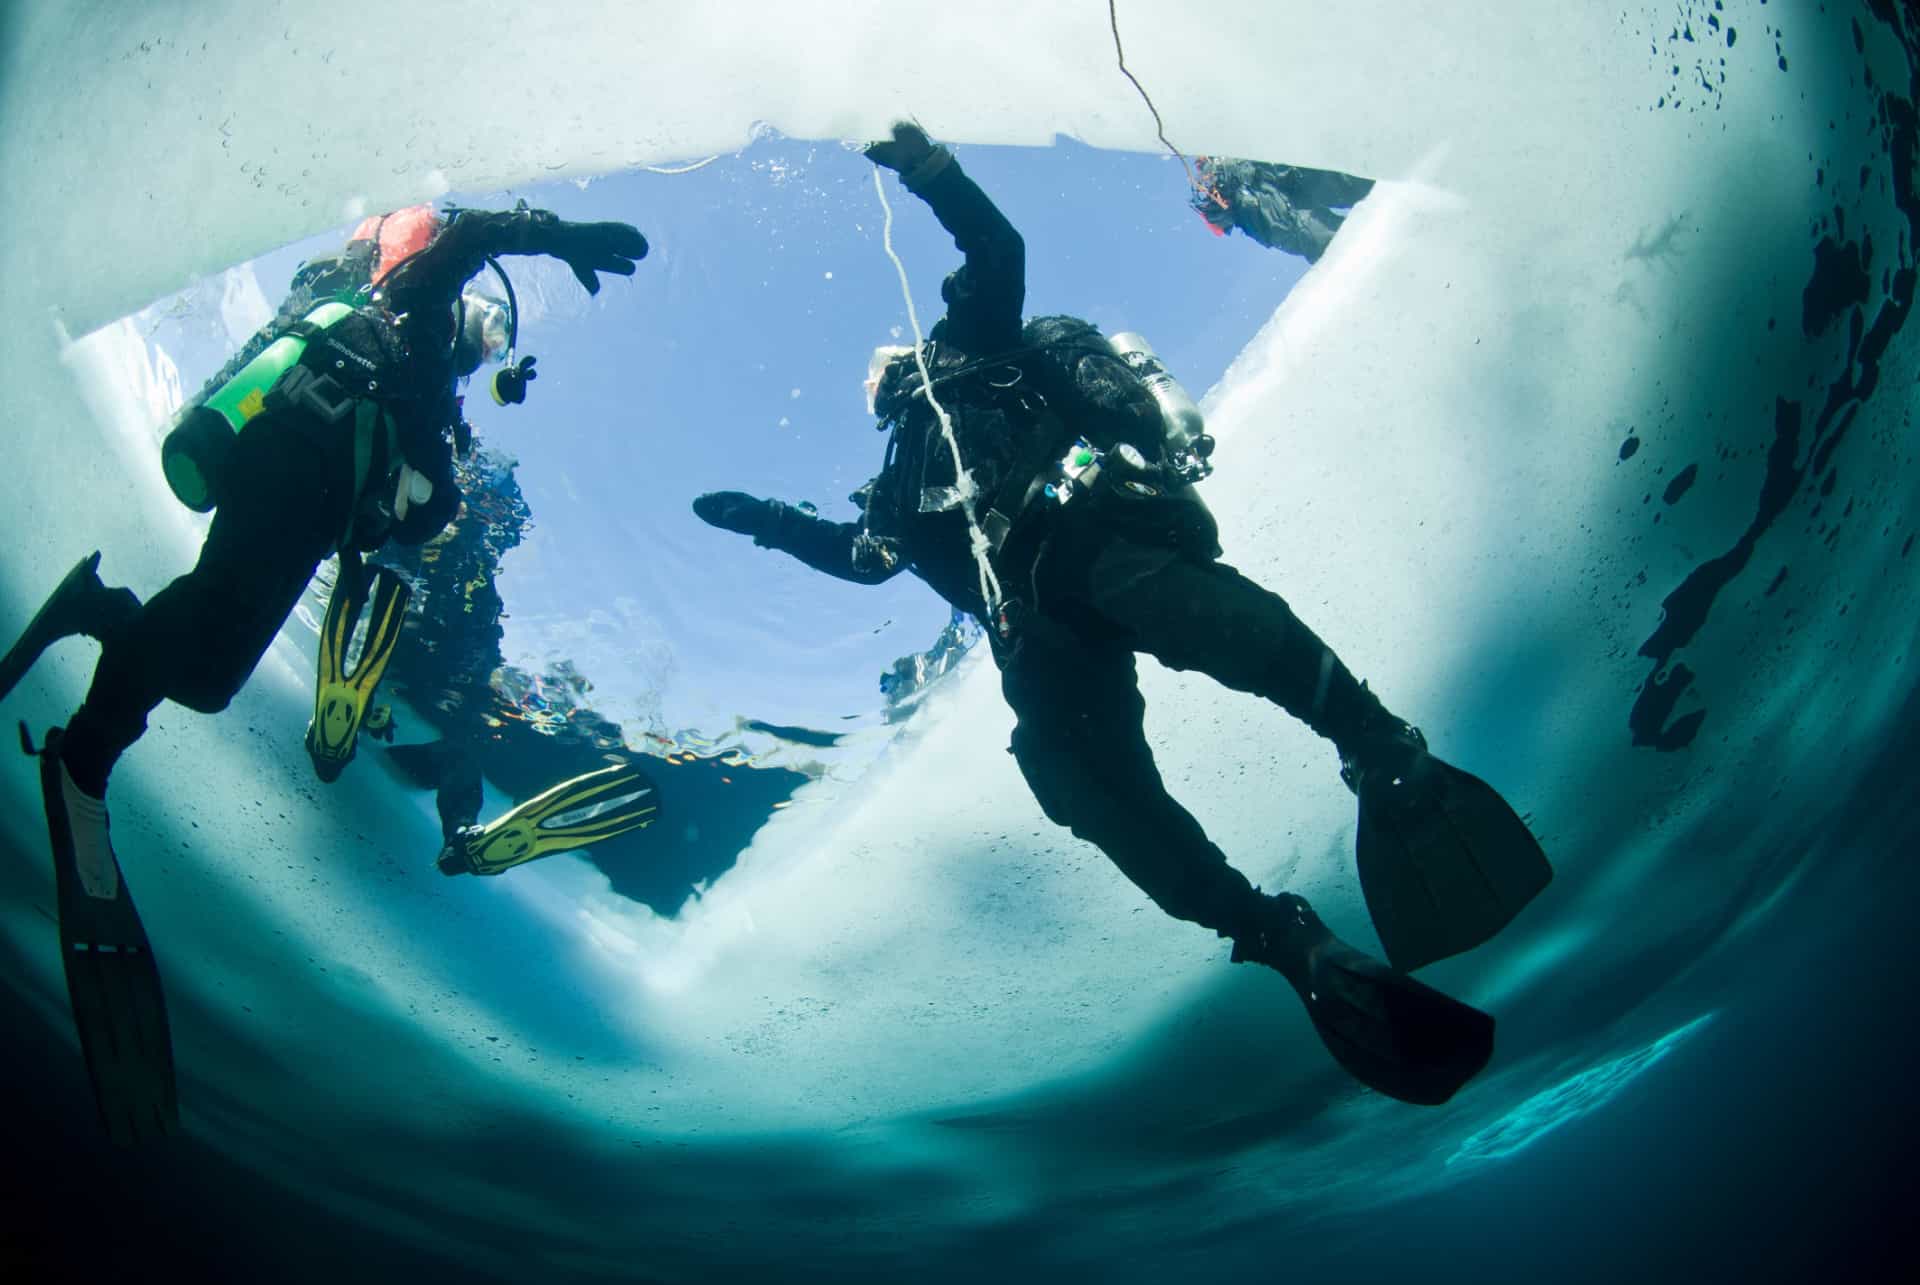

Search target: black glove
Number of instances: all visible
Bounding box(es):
[547,220,649,295]
[693,491,777,538]
[864,122,935,173]
[490,355,538,406]
[865,122,954,193]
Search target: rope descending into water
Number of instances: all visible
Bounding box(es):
[871,165,1006,621]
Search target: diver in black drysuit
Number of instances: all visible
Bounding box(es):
[694,125,1508,1104]
[47,206,647,801]
[699,128,1397,941]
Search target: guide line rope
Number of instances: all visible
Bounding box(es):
[1106,0,1208,201]
[870,165,1006,621]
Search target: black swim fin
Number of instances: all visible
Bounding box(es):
[1347,737,1552,973]
[0,552,140,705]
[1232,892,1492,1105]
[31,725,179,1144]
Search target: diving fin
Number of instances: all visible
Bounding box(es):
[32,726,180,1144]
[1232,892,1493,1106]
[439,760,659,876]
[0,552,140,705]
[1347,738,1553,973]
[306,559,411,783]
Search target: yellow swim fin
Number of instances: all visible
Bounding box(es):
[439,760,659,876]
[306,560,412,783]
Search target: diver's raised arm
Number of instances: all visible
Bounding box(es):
[379,206,648,317]
[866,123,1024,355]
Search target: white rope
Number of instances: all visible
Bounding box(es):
[871,166,1005,619]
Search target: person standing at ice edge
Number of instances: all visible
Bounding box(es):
[692,123,1552,1105]
[0,202,647,1142]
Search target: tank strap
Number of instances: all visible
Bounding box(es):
[337,398,398,552]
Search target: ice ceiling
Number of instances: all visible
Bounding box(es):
[2,2,1915,1281]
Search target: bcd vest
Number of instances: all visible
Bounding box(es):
[160,301,403,551]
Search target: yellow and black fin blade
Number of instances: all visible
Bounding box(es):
[306,563,412,783]
[442,761,659,877]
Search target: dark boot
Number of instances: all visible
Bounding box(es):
[1333,682,1433,797]
[1230,890,1493,1105]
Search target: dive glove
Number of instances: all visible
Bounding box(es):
[491,355,538,406]
[545,219,649,295]
[864,122,952,189]
[693,491,776,539]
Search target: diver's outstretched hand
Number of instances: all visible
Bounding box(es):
[491,355,538,406]
[546,219,649,295]
[864,121,953,192]
[864,122,936,173]
[693,491,775,538]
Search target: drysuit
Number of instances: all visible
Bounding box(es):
[696,142,1404,937]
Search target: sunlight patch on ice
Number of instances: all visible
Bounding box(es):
[1446,1013,1719,1166]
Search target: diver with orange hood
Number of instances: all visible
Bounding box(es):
[0,201,647,1142]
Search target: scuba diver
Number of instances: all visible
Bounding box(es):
[692,123,1551,1106]
[0,201,647,1142]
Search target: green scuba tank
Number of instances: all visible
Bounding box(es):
[159,300,357,511]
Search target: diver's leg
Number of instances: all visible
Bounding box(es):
[1078,541,1409,761]
[1085,543,1551,974]
[60,417,349,796]
[1000,610,1494,1104]
[999,613,1260,936]
[435,744,485,845]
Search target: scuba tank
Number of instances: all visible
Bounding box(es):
[1106,331,1216,484]
[159,300,358,511]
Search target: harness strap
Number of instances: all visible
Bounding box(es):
[980,404,1077,555]
[338,398,398,552]
[880,336,1112,428]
